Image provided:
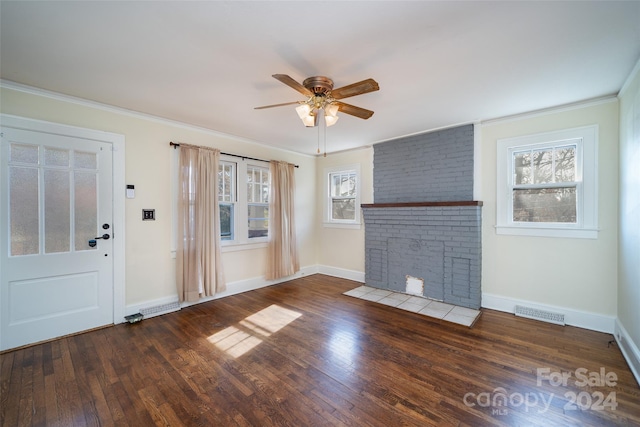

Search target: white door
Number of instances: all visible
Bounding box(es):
[1,126,114,350]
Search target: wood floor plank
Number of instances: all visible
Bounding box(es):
[43,374,58,426]
[2,274,639,426]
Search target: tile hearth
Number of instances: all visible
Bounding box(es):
[343,286,481,327]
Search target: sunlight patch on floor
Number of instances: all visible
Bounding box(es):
[207,304,302,358]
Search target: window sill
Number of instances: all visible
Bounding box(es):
[323,222,362,230]
[495,225,599,239]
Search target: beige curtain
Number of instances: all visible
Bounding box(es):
[266,161,299,280]
[176,144,225,302]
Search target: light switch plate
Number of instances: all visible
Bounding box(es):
[142,209,155,221]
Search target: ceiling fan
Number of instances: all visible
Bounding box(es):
[255,74,380,127]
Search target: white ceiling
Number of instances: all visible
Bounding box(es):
[1,1,639,155]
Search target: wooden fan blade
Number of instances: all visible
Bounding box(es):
[334,101,374,119]
[254,101,302,110]
[272,74,313,97]
[331,78,379,100]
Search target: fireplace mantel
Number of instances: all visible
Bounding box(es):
[361,201,483,208]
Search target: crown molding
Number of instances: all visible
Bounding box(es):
[0,79,314,159]
[480,95,618,127]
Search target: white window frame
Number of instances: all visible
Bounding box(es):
[246,163,269,240]
[496,125,598,239]
[323,163,361,229]
[220,155,270,249]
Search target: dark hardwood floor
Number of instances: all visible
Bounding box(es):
[2,274,639,426]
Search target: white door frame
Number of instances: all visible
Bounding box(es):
[0,114,126,331]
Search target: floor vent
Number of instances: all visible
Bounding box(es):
[514,305,565,325]
[140,301,181,318]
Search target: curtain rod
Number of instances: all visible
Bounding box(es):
[169,142,299,168]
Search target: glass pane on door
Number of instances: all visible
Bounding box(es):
[44,169,71,253]
[74,170,97,251]
[9,166,39,256]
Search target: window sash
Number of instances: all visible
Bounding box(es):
[511,143,577,186]
[248,202,268,238]
[219,161,236,203]
[330,172,357,197]
[247,166,269,204]
[219,202,234,241]
[218,161,236,241]
[511,186,578,224]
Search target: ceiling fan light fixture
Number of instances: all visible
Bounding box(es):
[325,103,339,117]
[302,113,316,127]
[295,103,311,119]
[325,114,339,127]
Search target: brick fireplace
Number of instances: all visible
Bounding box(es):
[362,125,482,309]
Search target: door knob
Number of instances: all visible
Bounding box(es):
[94,233,110,240]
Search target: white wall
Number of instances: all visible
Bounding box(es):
[312,103,622,333]
[315,147,373,281]
[480,100,620,331]
[0,86,317,310]
[617,59,640,380]
[0,81,629,337]
[313,105,621,333]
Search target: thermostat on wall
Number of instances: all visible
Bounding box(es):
[126,184,135,199]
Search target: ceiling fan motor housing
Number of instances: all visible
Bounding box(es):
[303,76,334,95]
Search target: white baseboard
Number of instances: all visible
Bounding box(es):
[614,319,640,387]
[482,293,615,333]
[317,265,365,283]
[123,265,319,321]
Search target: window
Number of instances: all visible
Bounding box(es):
[496,125,598,238]
[247,165,269,238]
[172,153,270,256]
[218,160,235,241]
[324,164,361,228]
[512,144,577,223]
[218,156,270,246]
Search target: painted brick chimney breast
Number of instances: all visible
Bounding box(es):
[373,125,474,203]
[363,124,482,309]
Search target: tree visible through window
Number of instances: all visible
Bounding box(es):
[496,125,598,239]
[330,171,357,221]
[512,144,577,223]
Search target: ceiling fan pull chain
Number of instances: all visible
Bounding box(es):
[323,115,327,157]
